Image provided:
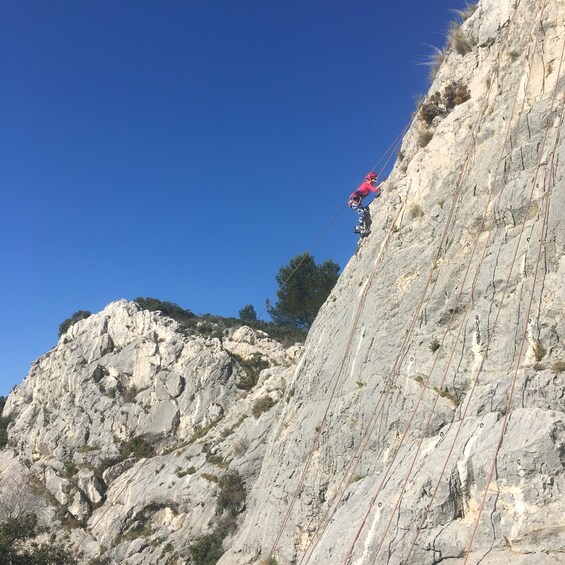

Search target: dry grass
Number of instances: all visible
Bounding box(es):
[252,396,276,418]
[532,341,547,362]
[443,81,471,108]
[452,2,478,21]
[422,45,447,82]
[410,204,425,220]
[419,91,444,125]
[417,129,434,148]
[418,82,470,127]
[449,22,472,55]
[232,438,250,457]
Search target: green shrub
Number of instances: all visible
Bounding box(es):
[216,471,246,517]
[189,526,227,565]
[238,305,257,322]
[63,460,78,479]
[252,396,276,418]
[136,298,307,346]
[121,436,155,460]
[206,453,228,468]
[134,297,195,324]
[123,521,152,541]
[0,428,8,450]
[58,310,92,337]
[88,558,111,565]
[233,353,269,390]
[409,204,425,219]
[0,404,9,449]
[429,338,441,353]
[94,456,121,478]
[437,387,459,405]
[268,253,340,330]
[123,386,138,404]
[552,360,565,374]
[0,512,77,564]
[190,415,224,442]
[176,466,196,478]
[232,438,250,457]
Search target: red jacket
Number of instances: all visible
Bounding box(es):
[350,181,380,202]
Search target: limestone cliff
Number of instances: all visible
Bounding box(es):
[220,0,565,563]
[1,0,564,564]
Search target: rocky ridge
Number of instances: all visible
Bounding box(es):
[1,300,301,563]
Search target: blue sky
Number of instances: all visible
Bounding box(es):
[0,0,469,396]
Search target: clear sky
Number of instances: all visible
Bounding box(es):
[0,0,470,396]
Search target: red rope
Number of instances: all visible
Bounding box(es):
[371,9,546,561]
[338,1,527,561]
[266,124,409,561]
[463,35,565,564]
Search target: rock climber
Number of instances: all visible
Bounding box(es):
[349,171,384,235]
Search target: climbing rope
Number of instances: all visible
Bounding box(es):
[255,119,411,330]
[402,6,551,560]
[369,8,547,563]
[331,2,529,562]
[303,81,502,565]
[304,49,509,559]
[266,121,412,561]
[463,35,565,564]
[372,121,411,177]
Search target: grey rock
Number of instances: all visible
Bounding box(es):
[219,1,565,563]
[1,299,299,563]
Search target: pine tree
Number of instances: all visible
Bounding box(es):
[268,253,339,330]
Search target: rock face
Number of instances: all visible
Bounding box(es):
[2,300,300,563]
[2,0,565,564]
[218,0,565,563]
